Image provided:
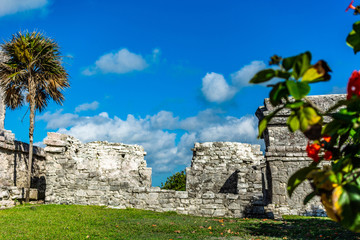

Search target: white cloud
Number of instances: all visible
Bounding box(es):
[82,48,148,75]
[75,101,99,113]
[180,109,223,131]
[150,111,179,129]
[331,86,346,94]
[201,72,236,103]
[195,115,258,143]
[174,114,261,166]
[0,0,48,17]
[81,68,96,76]
[152,48,161,63]
[201,61,266,103]
[37,110,79,129]
[231,61,266,87]
[38,109,263,174]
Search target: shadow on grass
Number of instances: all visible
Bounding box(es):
[244,217,360,240]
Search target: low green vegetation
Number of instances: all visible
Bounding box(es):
[0,204,359,239]
[160,170,186,191]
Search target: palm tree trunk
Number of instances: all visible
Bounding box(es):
[25,77,36,203]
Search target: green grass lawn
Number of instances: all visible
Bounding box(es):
[0,204,358,240]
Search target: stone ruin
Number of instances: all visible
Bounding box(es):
[0,59,346,218]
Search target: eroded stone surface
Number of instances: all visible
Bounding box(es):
[0,132,46,207]
[1,94,346,218]
[43,133,267,218]
[255,94,346,217]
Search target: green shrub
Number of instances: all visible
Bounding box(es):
[160,170,186,191]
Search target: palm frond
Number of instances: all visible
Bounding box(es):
[0,30,69,112]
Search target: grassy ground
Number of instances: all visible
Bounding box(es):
[0,205,359,240]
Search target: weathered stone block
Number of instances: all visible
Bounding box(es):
[213,209,226,217]
[44,138,67,147]
[44,146,65,153]
[228,202,240,210]
[29,189,38,200]
[200,209,214,216]
[202,192,215,199]
[175,191,188,199]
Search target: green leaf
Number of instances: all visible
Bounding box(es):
[249,69,276,84]
[269,82,288,106]
[302,60,331,83]
[338,127,351,136]
[285,101,304,109]
[347,21,360,54]
[299,110,309,131]
[303,107,321,125]
[303,191,317,205]
[258,118,268,138]
[258,107,284,138]
[338,184,360,232]
[274,70,291,79]
[302,68,322,82]
[333,113,357,122]
[287,115,300,132]
[287,165,318,197]
[282,55,297,71]
[323,120,342,136]
[286,81,310,100]
[293,51,311,80]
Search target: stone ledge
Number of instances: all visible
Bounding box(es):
[43,139,67,147]
[266,157,312,162]
[0,139,45,158]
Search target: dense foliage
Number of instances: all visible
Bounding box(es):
[250,6,360,232]
[160,170,186,191]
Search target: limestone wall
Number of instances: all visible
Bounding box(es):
[120,187,247,218]
[44,134,268,218]
[0,94,347,218]
[0,130,46,208]
[44,132,152,205]
[187,142,264,195]
[256,94,346,217]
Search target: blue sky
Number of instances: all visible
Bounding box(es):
[0,0,356,186]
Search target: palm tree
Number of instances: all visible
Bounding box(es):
[0,31,69,203]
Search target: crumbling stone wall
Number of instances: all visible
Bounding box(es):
[44,132,152,205]
[256,94,346,217]
[0,93,347,218]
[187,142,264,195]
[44,134,267,218]
[0,130,46,208]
